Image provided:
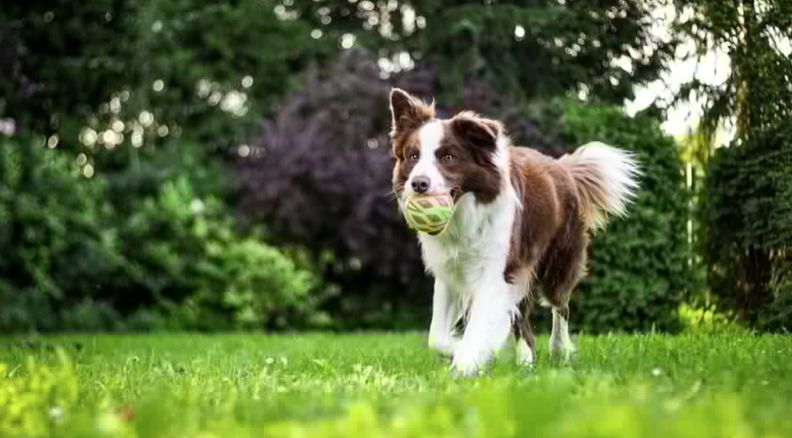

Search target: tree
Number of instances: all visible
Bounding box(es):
[0,0,142,134]
[673,0,792,325]
[0,0,328,172]
[289,0,678,105]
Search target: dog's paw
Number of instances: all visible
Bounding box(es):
[451,364,484,379]
[450,351,489,378]
[549,335,579,365]
[429,336,460,358]
[516,339,536,367]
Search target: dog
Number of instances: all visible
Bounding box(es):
[389,88,641,377]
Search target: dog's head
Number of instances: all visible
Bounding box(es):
[389,88,506,205]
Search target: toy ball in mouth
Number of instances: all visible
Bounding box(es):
[401,193,455,235]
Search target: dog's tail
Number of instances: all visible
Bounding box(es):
[558,141,641,232]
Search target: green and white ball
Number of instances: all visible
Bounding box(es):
[401,193,455,235]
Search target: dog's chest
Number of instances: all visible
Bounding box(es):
[418,193,514,293]
[420,223,499,293]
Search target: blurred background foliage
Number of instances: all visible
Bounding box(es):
[0,0,789,333]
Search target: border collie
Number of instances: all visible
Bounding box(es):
[389,88,641,377]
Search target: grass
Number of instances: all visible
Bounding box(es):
[1,332,791,437]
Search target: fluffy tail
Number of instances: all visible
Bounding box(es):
[558,141,641,231]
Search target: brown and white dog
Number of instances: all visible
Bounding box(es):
[389,89,641,376]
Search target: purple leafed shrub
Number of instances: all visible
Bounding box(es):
[237,49,561,328]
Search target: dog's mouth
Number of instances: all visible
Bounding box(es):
[397,187,461,202]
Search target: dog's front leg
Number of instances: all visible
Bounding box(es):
[428,279,460,357]
[451,274,519,377]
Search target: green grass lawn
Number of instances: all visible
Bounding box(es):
[1,333,791,437]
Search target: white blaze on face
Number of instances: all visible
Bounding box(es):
[407,121,447,195]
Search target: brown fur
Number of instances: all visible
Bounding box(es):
[505,147,590,360]
[441,115,502,204]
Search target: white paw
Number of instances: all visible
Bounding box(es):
[549,337,577,363]
[450,359,481,378]
[516,339,535,366]
[429,337,459,357]
[450,348,490,377]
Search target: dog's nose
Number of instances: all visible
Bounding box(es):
[411,176,430,194]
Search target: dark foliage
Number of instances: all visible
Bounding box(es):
[0,0,141,132]
[291,0,677,105]
[0,137,122,331]
[238,50,424,328]
[708,124,792,325]
[674,0,792,328]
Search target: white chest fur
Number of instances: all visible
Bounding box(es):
[419,190,516,308]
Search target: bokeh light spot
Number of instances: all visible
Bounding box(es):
[515,25,526,40]
[139,111,154,127]
[340,33,356,49]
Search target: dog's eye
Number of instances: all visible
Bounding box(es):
[443,154,455,163]
[409,153,419,162]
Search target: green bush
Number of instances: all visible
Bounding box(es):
[758,271,792,332]
[0,137,122,332]
[558,102,690,333]
[0,136,328,332]
[707,124,792,326]
[60,299,123,332]
[113,177,330,331]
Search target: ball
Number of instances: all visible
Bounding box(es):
[401,193,455,235]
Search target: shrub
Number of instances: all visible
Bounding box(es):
[0,137,123,332]
[60,300,123,332]
[757,270,792,333]
[0,135,326,332]
[707,123,792,326]
[112,177,328,331]
[559,103,690,333]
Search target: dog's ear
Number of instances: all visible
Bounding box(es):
[390,88,435,135]
[480,118,505,138]
[451,112,499,151]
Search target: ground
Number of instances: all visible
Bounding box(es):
[0,333,790,437]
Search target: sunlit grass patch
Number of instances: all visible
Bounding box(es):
[0,333,790,437]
